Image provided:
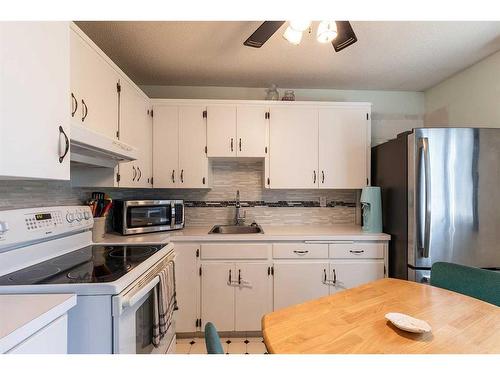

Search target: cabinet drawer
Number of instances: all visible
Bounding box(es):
[273,243,328,259]
[201,243,270,260]
[329,242,384,259]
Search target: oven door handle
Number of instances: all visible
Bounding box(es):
[122,276,160,309]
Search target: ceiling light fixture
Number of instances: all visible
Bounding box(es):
[289,21,312,32]
[316,21,338,43]
[282,26,303,45]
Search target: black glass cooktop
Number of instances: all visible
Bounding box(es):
[0,244,165,285]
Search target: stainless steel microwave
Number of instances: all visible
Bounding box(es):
[112,200,184,235]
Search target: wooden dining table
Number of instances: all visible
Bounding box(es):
[262,278,500,354]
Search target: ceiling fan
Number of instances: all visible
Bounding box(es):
[243,21,357,52]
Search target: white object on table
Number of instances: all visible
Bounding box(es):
[385,312,432,333]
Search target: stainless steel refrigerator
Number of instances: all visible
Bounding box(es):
[372,128,500,283]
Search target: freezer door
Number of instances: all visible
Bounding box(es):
[408,128,500,269]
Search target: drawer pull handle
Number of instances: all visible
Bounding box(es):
[350,250,365,254]
[332,268,337,284]
[293,250,309,255]
[228,269,232,284]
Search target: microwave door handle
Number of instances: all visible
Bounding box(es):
[122,275,159,310]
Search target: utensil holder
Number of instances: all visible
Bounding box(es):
[92,216,107,242]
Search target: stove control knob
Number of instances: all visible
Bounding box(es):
[0,221,9,235]
[75,212,83,222]
[84,211,91,220]
[66,212,75,223]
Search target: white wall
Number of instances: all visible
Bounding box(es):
[424,50,500,127]
[142,85,425,146]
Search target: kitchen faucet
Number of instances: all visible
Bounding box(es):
[234,190,246,225]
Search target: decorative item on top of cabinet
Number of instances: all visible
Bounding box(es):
[0,22,71,180]
[153,105,209,188]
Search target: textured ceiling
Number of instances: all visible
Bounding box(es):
[75,21,500,91]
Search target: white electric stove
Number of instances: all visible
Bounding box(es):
[0,206,176,354]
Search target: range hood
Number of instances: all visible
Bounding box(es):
[70,123,138,168]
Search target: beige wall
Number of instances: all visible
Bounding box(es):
[424,50,500,127]
[142,85,425,146]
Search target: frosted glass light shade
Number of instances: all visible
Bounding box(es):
[283,26,303,45]
[317,21,338,43]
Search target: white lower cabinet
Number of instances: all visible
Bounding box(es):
[273,262,330,310]
[201,262,235,331]
[174,240,387,334]
[7,315,68,354]
[174,244,200,333]
[328,260,385,294]
[234,263,273,331]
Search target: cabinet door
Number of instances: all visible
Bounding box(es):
[329,260,385,295]
[0,22,70,180]
[206,105,236,157]
[174,244,200,333]
[269,107,318,188]
[152,106,179,188]
[319,107,368,188]
[236,105,268,157]
[201,263,235,331]
[273,262,329,310]
[70,29,119,139]
[234,263,273,331]
[179,106,209,188]
[118,79,152,188]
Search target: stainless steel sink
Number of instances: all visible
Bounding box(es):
[208,224,264,234]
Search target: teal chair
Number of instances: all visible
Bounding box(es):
[430,262,500,307]
[204,322,224,354]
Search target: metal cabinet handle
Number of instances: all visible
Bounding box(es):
[349,250,365,254]
[332,268,337,284]
[323,269,327,284]
[71,93,78,117]
[58,126,69,163]
[137,167,142,181]
[132,166,137,181]
[81,99,88,122]
[313,170,317,184]
[238,269,241,285]
[293,250,309,255]
[230,138,234,152]
[228,269,232,284]
[180,169,184,183]
[171,169,175,183]
[322,171,325,184]
[239,138,242,152]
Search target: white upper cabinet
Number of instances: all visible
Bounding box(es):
[206,105,237,157]
[178,106,209,188]
[0,22,71,180]
[70,28,120,140]
[236,105,268,158]
[319,107,369,188]
[153,106,179,188]
[269,107,319,189]
[206,104,269,158]
[153,105,209,188]
[118,79,152,188]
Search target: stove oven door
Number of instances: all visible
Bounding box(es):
[112,265,176,354]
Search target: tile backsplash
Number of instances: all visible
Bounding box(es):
[0,160,360,226]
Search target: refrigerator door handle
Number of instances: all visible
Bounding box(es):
[419,137,432,258]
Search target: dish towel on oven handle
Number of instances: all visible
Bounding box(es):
[152,261,177,348]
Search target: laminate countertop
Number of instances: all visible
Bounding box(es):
[0,294,76,353]
[97,224,390,245]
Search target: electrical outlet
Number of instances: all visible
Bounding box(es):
[319,196,327,207]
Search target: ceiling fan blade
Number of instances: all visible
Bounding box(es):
[332,21,358,52]
[244,21,285,48]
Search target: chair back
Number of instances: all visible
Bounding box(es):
[430,262,500,306]
[204,322,224,354]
